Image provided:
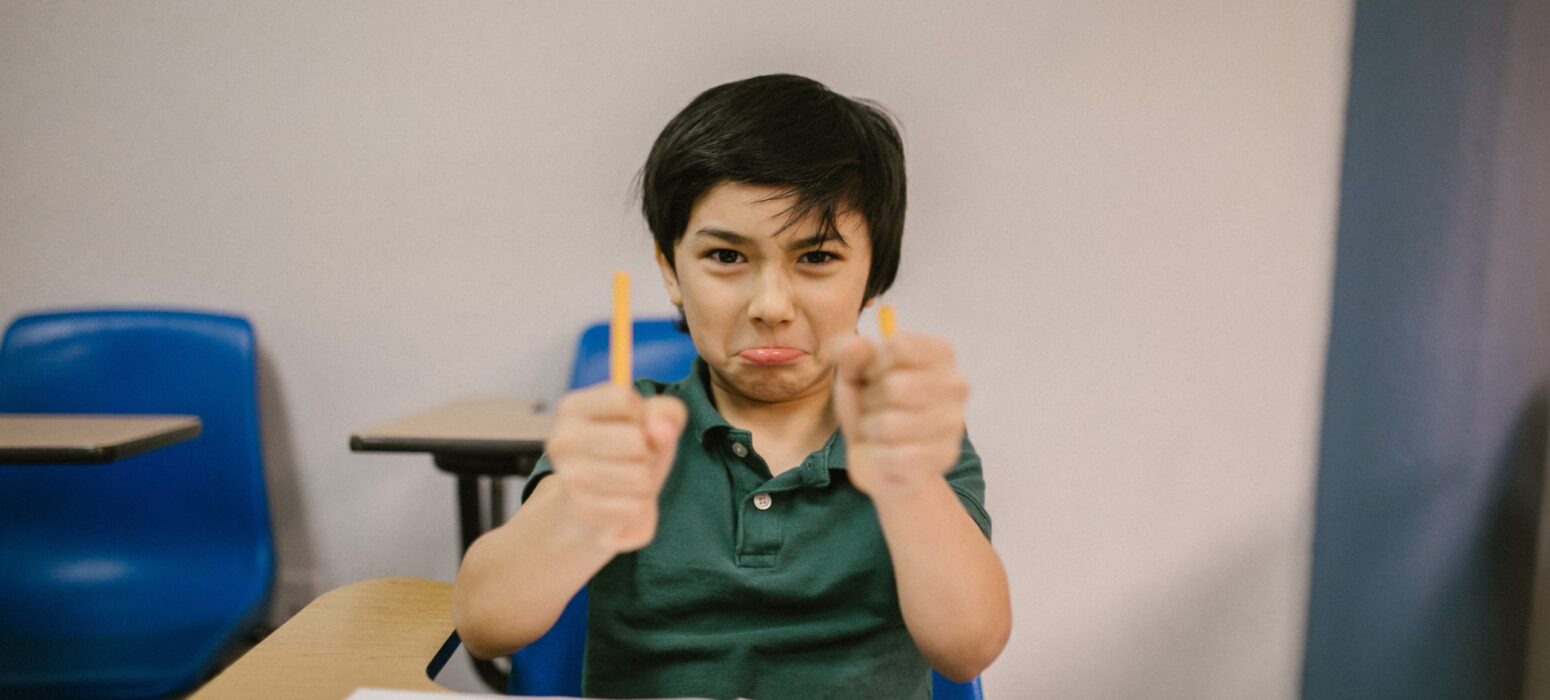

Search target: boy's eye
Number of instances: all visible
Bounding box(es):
[798,250,839,264]
[708,249,745,264]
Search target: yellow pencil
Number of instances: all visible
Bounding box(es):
[611,271,631,387]
[879,305,897,338]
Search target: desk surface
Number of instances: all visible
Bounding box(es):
[350,399,552,455]
[0,414,201,464]
[191,578,457,700]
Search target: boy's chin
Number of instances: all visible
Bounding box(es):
[715,363,831,404]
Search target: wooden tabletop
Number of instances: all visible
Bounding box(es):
[350,399,553,456]
[0,413,202,464]
[190,578,457,700]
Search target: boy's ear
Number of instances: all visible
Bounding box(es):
[863,295,878,309]
[655,248,683,306]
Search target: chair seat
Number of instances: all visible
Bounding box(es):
[0,547,269,698]
[1,629,235,699]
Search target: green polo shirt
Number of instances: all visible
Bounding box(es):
[522,358,992,700]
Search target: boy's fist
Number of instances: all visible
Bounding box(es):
[546,384,687,553]
[833,331,968,499]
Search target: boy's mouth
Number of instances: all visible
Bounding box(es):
[737,347,805,365]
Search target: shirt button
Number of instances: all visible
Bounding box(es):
[731,442,749,458]
[753,493,773,510]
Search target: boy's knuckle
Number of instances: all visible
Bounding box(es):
[545,433,582,461]
[619,469,651,495]
[593,426,642,457]
[860,416,882,441]
[547,432,575,456]
[877,413,908,440]
[610,386,645,413]
[936,339,956,364]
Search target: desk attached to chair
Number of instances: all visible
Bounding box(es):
[190,578,459,699]
[0,413,201,464]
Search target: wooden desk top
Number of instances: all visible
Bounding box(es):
[191,578,457,700]
[0,414,202,464]
[350,399,553,455]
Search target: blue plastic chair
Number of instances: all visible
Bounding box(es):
[0,309,275,699]
[506,318,984,699]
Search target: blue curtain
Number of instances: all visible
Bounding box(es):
[1302,0,1550,697]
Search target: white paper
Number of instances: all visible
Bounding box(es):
[345,688,728,700]
[345,690,561,700]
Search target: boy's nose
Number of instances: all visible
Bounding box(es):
[747,269,796,327]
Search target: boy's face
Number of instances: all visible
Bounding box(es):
[657,181,874,406]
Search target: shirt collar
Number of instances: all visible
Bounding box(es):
[672,356,849,471]
[675,356,733,444]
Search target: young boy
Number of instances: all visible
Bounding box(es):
[452,74,1010,699]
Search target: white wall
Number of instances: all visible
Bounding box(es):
[0,1,1352,696]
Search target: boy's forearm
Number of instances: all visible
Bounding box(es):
[451,478,615,659]
[871,478,1012,681]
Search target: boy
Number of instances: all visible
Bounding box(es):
[452,74,1011,699]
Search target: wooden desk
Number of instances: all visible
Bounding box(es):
[190,578,458,700]
[0,413,201,464]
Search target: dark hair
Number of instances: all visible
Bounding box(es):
[638,73,907,305]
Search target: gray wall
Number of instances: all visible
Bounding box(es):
[0,2,1353,696]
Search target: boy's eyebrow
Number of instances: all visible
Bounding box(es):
[692,227,851,250]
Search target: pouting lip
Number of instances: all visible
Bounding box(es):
[736,347,807,365]
[737,346,807,353]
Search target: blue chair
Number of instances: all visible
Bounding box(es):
[506,318,984,699]
[0,309,275,699]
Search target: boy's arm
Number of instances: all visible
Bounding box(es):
[833,333,1012,681]
[451,385,687,659]
[871,479,1011,681]
[452,476,614,659]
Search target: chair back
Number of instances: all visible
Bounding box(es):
[0,308,275,697]
[567,318,698,388]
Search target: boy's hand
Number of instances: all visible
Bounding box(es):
[833,331,969,499]
[546,384,687,553]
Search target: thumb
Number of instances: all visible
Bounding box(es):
[831,334,875,440]
[642,395,688,479]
